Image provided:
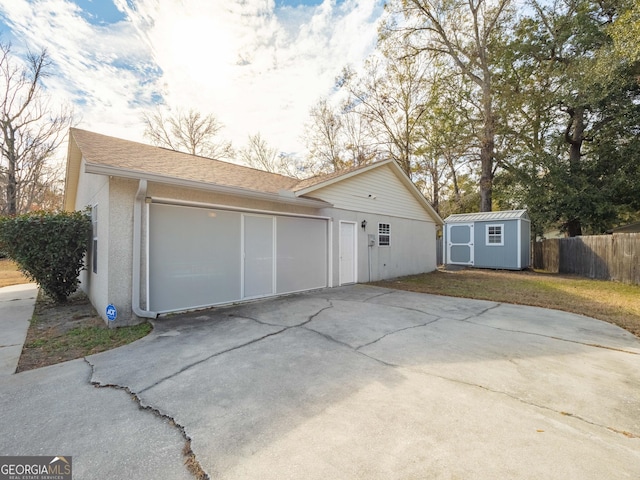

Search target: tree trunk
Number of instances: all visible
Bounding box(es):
[6,128,17,216]
[567,106,584,170]
[479,83,495,212]
[564,106,585,236]
[565,218,582,237]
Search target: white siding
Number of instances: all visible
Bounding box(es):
[310,165,432,222]
[321,208,437,285]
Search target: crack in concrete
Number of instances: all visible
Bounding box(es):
[462,318,640,356]
[362,290,396,302]
[229,300,333,329]
[355,318,442,350]
[400,364,640,440]
[296,302,334,328]
[458,303,502,321]
[83,358,210,480]
[302,327,398,367]
[295,298,640,441]
[139,327,289,394]
[456,304,639,356]
[228,314,282,327]
[141,302,335,396]
[79,302,339,478]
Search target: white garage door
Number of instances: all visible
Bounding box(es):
[148,203,328,313]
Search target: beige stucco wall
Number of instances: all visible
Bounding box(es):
[105,177,138,324]
[73,159,110,321]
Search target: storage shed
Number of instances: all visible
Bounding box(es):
[443,210,531,270]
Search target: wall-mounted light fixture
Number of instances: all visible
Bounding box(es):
[361,220,367,230]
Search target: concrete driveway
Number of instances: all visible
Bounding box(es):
[1,285,639,479]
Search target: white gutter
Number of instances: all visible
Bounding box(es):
[147,196,333,220]
[132,179,157,319]
[84,163,331,209]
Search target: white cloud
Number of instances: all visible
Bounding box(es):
[0,0,384,155]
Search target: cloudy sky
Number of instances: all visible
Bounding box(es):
[0,0,384,157]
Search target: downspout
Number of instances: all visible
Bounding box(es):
[132,179,157,319]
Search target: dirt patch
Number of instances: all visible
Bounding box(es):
[16,290,151,373]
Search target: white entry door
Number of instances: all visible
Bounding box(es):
[243,214,275,298]
[339,221,357,285]
[446,223,474,265]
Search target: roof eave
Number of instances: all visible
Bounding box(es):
[63,131,82,212]
[84,162,332,209]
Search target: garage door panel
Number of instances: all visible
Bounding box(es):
[243,215,274,299]
[149,204,241,312]
[276,216,328,294]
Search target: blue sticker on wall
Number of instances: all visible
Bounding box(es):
[106,304,117,322]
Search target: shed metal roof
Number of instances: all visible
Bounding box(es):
[444,209,529,223]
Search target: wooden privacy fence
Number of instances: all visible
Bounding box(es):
[534,233,640,285]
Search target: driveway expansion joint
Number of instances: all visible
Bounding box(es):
[83,358,210,480]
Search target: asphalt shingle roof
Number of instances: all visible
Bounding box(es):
[70,128,301,194]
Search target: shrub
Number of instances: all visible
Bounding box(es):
[0,210,92,302]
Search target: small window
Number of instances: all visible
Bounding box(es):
[486,224,503,246]
[91,205,98,273]
[378,223,390,246]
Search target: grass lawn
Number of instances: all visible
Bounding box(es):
[17,290,153,372]
[374,268,640,338]
[0,258,29,287]
[0,260,152,372]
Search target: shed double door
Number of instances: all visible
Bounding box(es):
[446,223,474,265]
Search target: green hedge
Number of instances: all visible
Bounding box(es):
[0,210,92,302]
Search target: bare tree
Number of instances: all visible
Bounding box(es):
[239,133,310,178]
[0,43,73,215]
[338,46,433,178]
[304,98,345,172]
[341,109,380,168]
[142,107,233,159]
[385,0,514,211]
[239,132,280,173]
[303,98,379,175]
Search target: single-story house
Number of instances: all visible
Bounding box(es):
[64,128,443,324]
[443,210,531,270]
